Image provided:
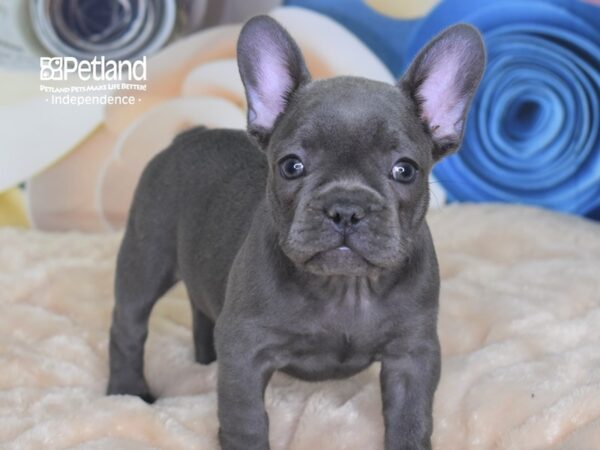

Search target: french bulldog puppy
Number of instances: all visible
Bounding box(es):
[107,15,485,450]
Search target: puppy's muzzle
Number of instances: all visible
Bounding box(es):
[316,182,385,235]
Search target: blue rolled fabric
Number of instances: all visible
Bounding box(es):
[404,0,600,219]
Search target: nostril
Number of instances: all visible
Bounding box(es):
[325,204,366,228]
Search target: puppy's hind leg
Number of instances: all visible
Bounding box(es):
[107,229,177,403]
[192,307,216,365]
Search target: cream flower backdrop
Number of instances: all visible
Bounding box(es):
[23,7,447,232]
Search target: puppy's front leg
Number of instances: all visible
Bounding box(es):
[216,328,275,450]
[380,339,441,450]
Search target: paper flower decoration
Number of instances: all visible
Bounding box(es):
[284,0,441,75]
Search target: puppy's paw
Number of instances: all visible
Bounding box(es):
[106,378,155,404]
[195,349,217,365]
[138,391,156,404]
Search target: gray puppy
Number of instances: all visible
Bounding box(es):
[107,15,485,450]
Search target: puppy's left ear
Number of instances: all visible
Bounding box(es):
[237,15,311,147]
[401,24,486,161]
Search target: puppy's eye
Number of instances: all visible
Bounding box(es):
[390,159,418,183]
[279,155,305,180]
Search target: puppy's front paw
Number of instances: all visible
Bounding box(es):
[138,391,156,404]
[106,378,155,404]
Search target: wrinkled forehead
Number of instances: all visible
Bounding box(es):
[273,77,428,159]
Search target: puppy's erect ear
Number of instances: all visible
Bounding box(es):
[401,24,485,161]
[237,15,311,147]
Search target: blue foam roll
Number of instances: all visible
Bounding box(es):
[404,0,600,219]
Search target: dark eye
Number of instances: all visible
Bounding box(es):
[279,155,305,179]
[390,159,418,183]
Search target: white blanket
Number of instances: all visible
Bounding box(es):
[1,204,599,449]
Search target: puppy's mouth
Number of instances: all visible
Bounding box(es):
[304,244,376,276]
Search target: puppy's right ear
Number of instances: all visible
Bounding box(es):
[237,15,311,148]
[401,24,485,161]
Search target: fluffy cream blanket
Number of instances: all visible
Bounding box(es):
[1,204,599,450]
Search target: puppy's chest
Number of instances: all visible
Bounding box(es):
[277,284,394,380]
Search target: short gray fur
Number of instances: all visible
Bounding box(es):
[107,15,485,450]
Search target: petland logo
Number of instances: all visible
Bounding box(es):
[39,56,148,106]
[40,56,147,81]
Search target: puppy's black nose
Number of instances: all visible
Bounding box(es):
[325,203,366,230]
